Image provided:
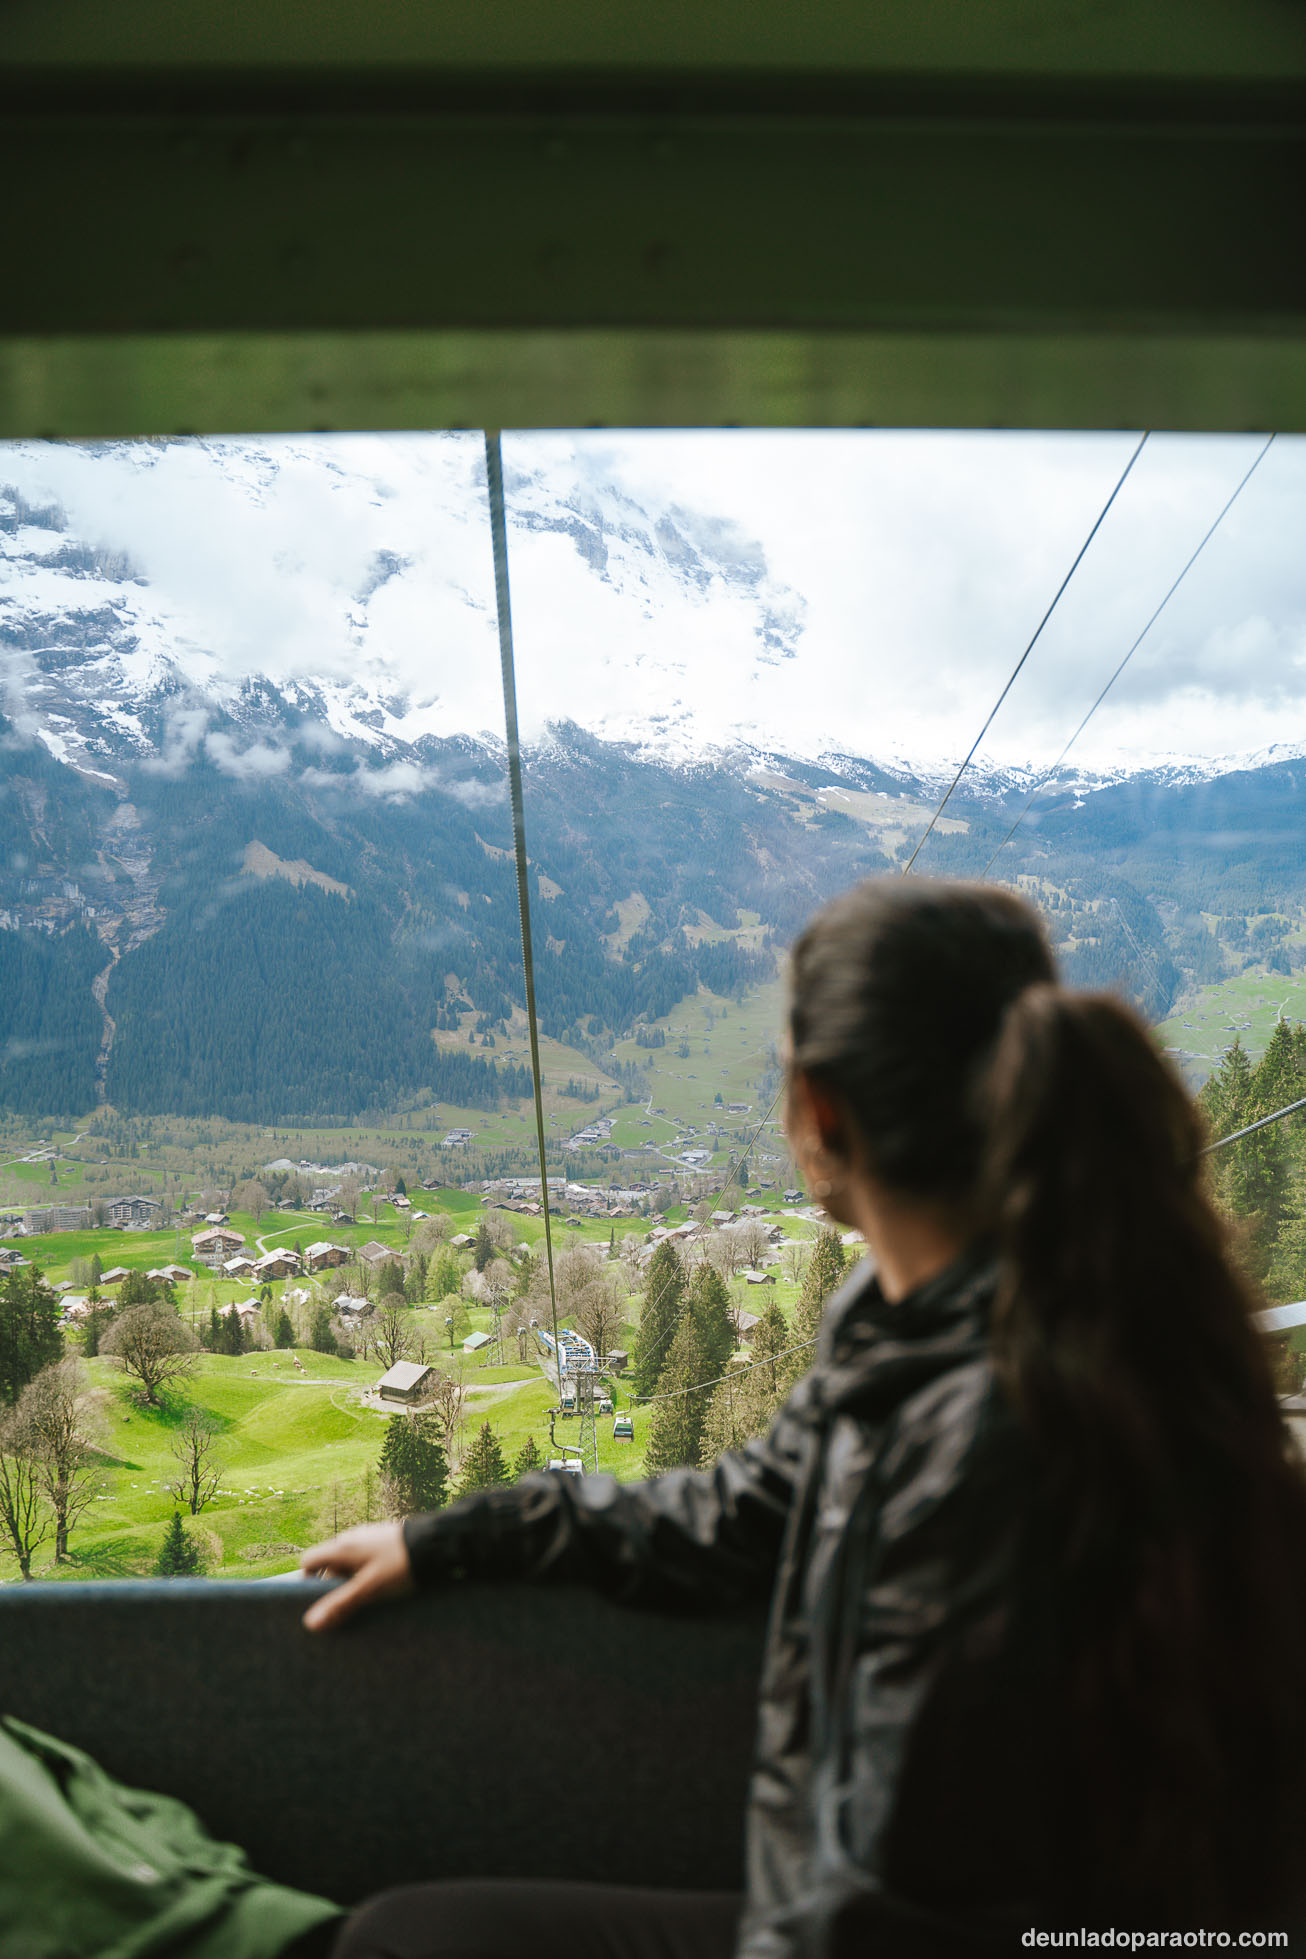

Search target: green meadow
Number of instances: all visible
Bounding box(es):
[1156,968,1306,1079]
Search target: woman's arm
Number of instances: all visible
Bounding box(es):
[302,1384,813,1631]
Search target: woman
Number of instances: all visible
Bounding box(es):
[302,880,1306,1954]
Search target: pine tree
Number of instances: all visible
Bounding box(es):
[473,1222,493,1273]
[378,1413,448,1514]
[644,1314,710,1474]
[749,1301,793,1401]
[511,1434,544,1479]
[631,1240,686,1398]
[310,1306,338,1355]
[206,1306,222,1352]
[274,1309,295,1348]
[218,1307,247,1356]
[0,1266,64,1407]
[154,1511,202,1577]
[700,1358,775,1464]
[687,1261,735,1380]
[459,1420,509,1494]
[786,1227,846,1381]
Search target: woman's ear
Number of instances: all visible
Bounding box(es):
[788,1068,849,1160]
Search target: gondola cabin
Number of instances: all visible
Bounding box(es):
[613,1415,635,1444]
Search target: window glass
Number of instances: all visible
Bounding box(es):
[1,428,1304,1576]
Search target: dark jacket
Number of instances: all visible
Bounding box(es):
[405,1251,1046,1955]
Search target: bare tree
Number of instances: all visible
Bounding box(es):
[337,1176,361,1221]
[555,1243,604,1311]
[573,1278,625,1360]
[418,1365,468,1461]
[781,1241,810,1287]
[0,1407,50,1579]
[101,1304,200,1407]
[708,1230,748,1281]
[482,1210,517,1254]
[734,1220,771,1268]
[234,1179,269,1222]
[168,1406,225,1515]
[372,1299,416,1371]
[315,1478,363,1541]
[19,1360,104,1561]
[410,1214,451,1254]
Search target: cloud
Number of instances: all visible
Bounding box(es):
[204,731,291,779]
[2,428,1305,777]
[298,758,505,807]
[140,703,210,776]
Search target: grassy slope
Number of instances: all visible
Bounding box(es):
[18,1192,826,1584]
[1155,967,1306,1078]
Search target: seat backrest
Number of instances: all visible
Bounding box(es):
[2,1579,765,1905]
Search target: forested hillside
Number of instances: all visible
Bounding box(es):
[4,707,1306,1123]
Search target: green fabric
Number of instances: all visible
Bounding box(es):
[0,1716,342,1959]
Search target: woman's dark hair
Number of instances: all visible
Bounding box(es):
[789,877,1306,1925]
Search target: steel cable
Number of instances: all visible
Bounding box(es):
[981,435,1276,879]
[901,432,1150,876]
[485,431,563,1373]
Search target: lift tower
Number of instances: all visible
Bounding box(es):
[575,1369,600,1474]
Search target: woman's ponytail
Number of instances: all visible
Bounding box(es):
[979,984,1306,1921]
[981,985,1236,1466]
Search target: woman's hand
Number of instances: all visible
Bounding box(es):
[300,1521,416,1632]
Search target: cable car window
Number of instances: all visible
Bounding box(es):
[1,426,1304,1580]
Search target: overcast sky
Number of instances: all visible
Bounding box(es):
[3,428,1304,777]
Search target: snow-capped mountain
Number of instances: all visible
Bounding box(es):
[0,435,815,787]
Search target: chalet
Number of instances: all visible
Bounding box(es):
[0,1247,28,1268]
[743,1269,776,1285]
[304,1242,350,1272]
[204,1212,230,1226]
[377,1360,434,1404]
[193,1226,246,1259]
[392,1193,411,1210]
[334,1294,370,1319]
[253,1250,302,1280]
[227,1299,262,1320]
[147,1264,193,1284]
[463,1329,491,1354]
[449,1233,475,1252]
[783,1190,802,1203]
[357,1240,398,1270]
[222,1255,256,1278]
[607,1349,629,1374]
[108,1195,162,1227]
[99,1266,132,1286]
[734,1310,761,1340]
[60,1296,92,1322]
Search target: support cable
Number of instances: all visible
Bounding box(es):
[901,432,1149,877]
[484,431,563,1378]
[638,1333,819,1408]
[1202,1095,1306,1157]
[981,435,1276,880]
